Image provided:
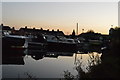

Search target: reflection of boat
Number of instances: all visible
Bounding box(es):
[26,49,74,60]
[2,34,28,49]
[56,52,74,57]
[2,55,25,65]
[31,54,44,60]
[44,52,74,58]
[25,49,46,60]
[2,50,25,65]
[45,35,78,52]
[25,49,46,55]
[44,52,59,58]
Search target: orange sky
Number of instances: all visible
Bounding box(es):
[2,2,118,35]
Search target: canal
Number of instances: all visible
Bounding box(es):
[2,49,101,78]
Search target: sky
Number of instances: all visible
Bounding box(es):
[1,1,118,35]
[118,1,120,27]
[1,0,120,2]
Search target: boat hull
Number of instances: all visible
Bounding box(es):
[2,36,26,49]
[46,42,77,52]
[28,42,46,51]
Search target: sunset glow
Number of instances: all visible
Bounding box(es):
[2,2,118,34]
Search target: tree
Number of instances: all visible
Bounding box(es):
[40,28,43,30]
[47,29,49,31]
[12,27,15,30]
[87,30,94,33]
[25,26,27,29]
[72,29,75,36]
[57,29,59,32]
[52,29,54,32]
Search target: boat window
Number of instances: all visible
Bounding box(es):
[67,40,73,42]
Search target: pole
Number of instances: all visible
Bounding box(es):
[77,23,78,35]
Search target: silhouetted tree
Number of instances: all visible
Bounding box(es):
[25,26,27,29]
[57,29,59,32]
[71,29,75,38]
[72,29,75,36]
[87,30,94,33]
[33,27,35,30]
[1,23,3,27]
[52,29,54,32]
[82,29,84,33]
[40,28,43,30]
[110,27,120,49]
[47,29,49,31]
[12,27,15,30]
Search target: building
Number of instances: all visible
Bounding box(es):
[1,24,12,34]
[19,26,64,36]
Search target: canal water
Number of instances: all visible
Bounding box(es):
[2,49,101,78]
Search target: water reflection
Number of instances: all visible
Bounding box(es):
[26,49,45,60]
[75,52,101,73]
[2,47,102,78]
[25,49,75,60]
[2,49,25,65]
